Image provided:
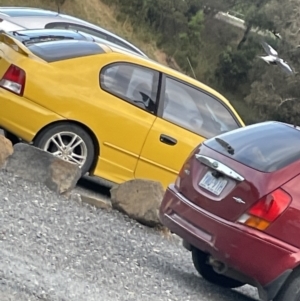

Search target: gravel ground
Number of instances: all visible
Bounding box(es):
[0,170,260,301]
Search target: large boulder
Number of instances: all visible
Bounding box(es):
[4,143,81,194]
[0,135,13,168]
[110,179,165,228]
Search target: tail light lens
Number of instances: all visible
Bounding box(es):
[0,64,26,95]
[238,188,291,230]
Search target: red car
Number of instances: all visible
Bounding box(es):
[159,121,300,301]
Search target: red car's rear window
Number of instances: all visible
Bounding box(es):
[203,121,300,172]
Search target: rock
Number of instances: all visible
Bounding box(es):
[110,179,165,228]
[80,194,112,210]
[0,135,13,168]
[68,192,82,204]
[4,143,81,194]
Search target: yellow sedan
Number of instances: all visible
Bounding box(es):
[0,30,245,189]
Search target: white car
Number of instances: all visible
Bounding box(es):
[0,6,148,57]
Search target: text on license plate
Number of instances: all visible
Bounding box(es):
[199,171,227,196]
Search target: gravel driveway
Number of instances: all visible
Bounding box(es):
[0,170,260,301]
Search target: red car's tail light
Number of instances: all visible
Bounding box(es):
[238,188,291,230]
[0,64,26,96]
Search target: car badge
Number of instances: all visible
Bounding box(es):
[233,197,245,204]
[212,161,219,168]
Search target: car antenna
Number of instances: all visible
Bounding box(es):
[186,57,197,80]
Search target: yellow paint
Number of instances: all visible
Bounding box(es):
[0,32,245,189]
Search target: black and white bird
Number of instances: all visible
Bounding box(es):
[258,41,294,76]
[271,30,282,40]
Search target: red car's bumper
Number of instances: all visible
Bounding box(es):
[159,184,299,300]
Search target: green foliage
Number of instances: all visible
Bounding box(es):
[215,48,249,90]
[215,37,260,92]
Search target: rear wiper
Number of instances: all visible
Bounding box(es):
[215,137,235,155]
[12,31,28,37]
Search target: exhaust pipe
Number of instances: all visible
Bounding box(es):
[208,256,228,274]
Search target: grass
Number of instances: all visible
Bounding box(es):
[0,0,170,65]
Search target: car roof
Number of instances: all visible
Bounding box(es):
[0,7,147,57]
[0,7,58,17]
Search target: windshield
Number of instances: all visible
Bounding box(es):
[204,121,300,172]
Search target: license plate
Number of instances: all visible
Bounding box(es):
[199,171,227,196]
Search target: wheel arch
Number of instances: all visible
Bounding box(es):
[33,119,100,173]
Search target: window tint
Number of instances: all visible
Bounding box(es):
[100,63,159,113]
[28,40,105,62]
[162,77,239,138]
[204,122,300,172]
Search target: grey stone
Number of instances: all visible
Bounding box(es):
[80,194,112,210]
[0,135,13,168]
[110,179,165,228]
[4,143,81,194]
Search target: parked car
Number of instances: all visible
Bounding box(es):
[0,6,147,57]
[159,120,300,301]
[0,30,244,188]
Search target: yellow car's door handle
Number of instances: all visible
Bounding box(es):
[160,134,177,146]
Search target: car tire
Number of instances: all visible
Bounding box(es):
[192,248,244,288]
[34,123,95,176]
[3,130,20,145]
[274,269,300,301]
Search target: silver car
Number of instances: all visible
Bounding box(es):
[0,6,148,57]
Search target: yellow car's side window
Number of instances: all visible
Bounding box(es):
[162,77,240,138]
[100,63,159,114]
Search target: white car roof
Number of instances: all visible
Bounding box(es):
[0,7,147,57]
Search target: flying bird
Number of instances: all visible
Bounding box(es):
[258,41,294,76]
[271,30,282,40]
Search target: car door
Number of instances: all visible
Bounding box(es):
[95,62,160,183]
[134,75,241,188]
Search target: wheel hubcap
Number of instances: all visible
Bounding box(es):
[43,132,87,168]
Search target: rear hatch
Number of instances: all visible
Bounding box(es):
[177,121,300,223]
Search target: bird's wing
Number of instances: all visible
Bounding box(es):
[274,32,282,39]
[258,55,274,64]
[277,59,294,76]
[261,41,278,57]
